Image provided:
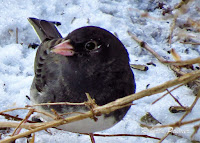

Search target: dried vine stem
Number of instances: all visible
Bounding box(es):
[0,122,42,130]
[27,102,85,107]
[179,94,199,123]
[0,112,35,123]
[1,70,200,143]
[169,16,177,48]
[12,109,34,136]
[158,128,173,143]
[0,107,28,114]
[151,118,200,129]
[83,133,160,140]
[127,31,200,65]
[152,84,184,104]
[166,89,185,107]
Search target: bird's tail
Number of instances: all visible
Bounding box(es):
[28,17,62,42]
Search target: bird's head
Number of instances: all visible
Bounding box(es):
[51,26,129,64]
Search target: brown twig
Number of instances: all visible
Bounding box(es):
[60,111,85,116]
[179,90,200,123]
[0,107,29,114]
[150,118,200,129]
[16,27,18,44]
[85,93,98,122]
[166,89,185,107]
[0,122,42,130]
[33,109,56,119]
[27,102,85,107]
[191,124,200,138]
[169,16,177,48]
[180,41,200,45]
[50,109,64,120]
[152,84,184,104]
[29,133,35,143]
[0,112,35,123]
[12,109,34,136]
[89,133,96,143]
[158,128,173,143]
[174,0,193,9]
[82,133,160,140]
[128,31,200,65]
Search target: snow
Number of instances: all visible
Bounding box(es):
[0,0,199,142]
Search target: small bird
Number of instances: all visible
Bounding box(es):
[29,18,136,135]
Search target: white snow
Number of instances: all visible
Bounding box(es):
[0,0,199,143]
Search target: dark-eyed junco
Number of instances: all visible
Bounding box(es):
[29,17,136,134]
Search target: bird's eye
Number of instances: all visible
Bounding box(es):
[85,40,98,51]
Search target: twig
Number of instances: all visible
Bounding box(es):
[60,111,85,116]
[128,31,166,62]
[180,41,200,45]
[169,65,185,76]
[1,70,200,142]
[12,109,34,136]
[158,127,173,143]
[152,84,184,104]
[29,133,35,143]
[191,124,200,138]
[0,112,35,123]
[85,93,98,121]
[82,133,160,140]
[89,133,95,143]
[51,109,63,120]
[169,16,177,48]
[16,27,18,44]
[0,122,42,130]
[128,31,200,65]
[151,118,200,129]
[27,102,85,107]
[0,107,29,114]
[174,0,193,9]
[166,89,184,107]
[33,109,56,119]
[179,90,200,123]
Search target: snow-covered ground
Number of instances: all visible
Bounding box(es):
[0,0,199,142]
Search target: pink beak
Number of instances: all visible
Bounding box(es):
[51,40,75,56]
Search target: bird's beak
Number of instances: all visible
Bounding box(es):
[51,40,75,56]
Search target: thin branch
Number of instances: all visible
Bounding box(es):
[12,109,34,136]
[33,109,56,120]
[191,124,200,138]
[151,118,200,129]
[128,31,200,65]
[0,122,42,130]
[89,133,95,143]
[169,16,177,48]
[16,27,18,44]
[179,90,200,122]
[60,111,85,116]
[180,41,200,45]
[27,102,85,107]
[0,112,35,123]
[82,133,160,140]
[152,84,184,104]
[0,107,29,114]
[166,89,185,107]
[158,128,173,143]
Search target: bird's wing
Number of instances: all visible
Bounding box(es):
[28,17,62,42]
[29,18,64,92]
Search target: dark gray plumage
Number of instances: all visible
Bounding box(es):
[29,17,136,133]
